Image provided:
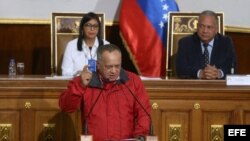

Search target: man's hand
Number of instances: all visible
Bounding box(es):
[202,64,221,79]
[80,65,93,86]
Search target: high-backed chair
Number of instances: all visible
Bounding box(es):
[166,12,224,78]
[51,12,105,75]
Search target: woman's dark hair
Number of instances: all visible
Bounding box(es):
[77,12,103,51]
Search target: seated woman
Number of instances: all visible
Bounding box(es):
[61,12,109,76]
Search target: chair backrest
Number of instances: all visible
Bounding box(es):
[166,12,224,78]
[51,12,105,75]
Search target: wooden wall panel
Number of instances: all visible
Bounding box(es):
[0,24,51,75]
[246,112,250,124]
[0,78,250,141]
[0,24,249,75]
[0,110,20,141]
[35,111,79,141]
[226,32,250,74]
[203,112,230,141]
[164,112,190,141]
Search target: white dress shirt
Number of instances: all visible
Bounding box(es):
[61,37,109,76]
[201,39,214,63]
[197,39,224,78]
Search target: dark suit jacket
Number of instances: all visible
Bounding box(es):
[175,32,236,79]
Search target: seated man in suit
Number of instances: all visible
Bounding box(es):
[175,10,236,79]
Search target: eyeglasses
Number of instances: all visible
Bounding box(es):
[84,23,99,30]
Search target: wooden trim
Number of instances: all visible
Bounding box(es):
[225,26,250,33]
[1,18,250,34]
[0,18,50,24]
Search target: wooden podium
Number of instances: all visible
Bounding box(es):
[0,76,250,141]
[146,136,158,141]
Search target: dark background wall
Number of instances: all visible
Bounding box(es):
[0,24,249,75]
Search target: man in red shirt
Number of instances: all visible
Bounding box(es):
[59,44,151,141]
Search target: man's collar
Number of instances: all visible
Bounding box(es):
[88,68,129,88]
[200,39,214,48]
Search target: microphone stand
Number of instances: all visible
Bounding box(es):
[81,89,104,141]
[120,80,158,141]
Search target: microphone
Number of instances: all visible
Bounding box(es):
[89,46,92,58]
[83,88,104,135]
[119,79,154,136]
[231,63,235,75]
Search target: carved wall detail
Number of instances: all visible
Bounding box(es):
[169,124,181,141]
[43,123,56,141]
[211,125,223,141]
[0,124,11,141]
[173,16,198,33]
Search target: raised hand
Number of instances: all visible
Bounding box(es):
[80,65,93,86]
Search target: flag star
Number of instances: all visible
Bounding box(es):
[159,21,164,28]
[163,14,168,21]
[162,4,169,11]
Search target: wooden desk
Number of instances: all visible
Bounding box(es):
[0,76,250,141]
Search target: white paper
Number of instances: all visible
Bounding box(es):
[45,75,73,80]
[140,76,163,80]
[226,75,250,86]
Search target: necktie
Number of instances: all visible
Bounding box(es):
[203,43,209,67]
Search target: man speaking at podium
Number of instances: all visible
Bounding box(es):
[59,44,151,141]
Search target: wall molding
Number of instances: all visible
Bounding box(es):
[1,18,250,34]
[225,26,250,33]
[0,18,50,24]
